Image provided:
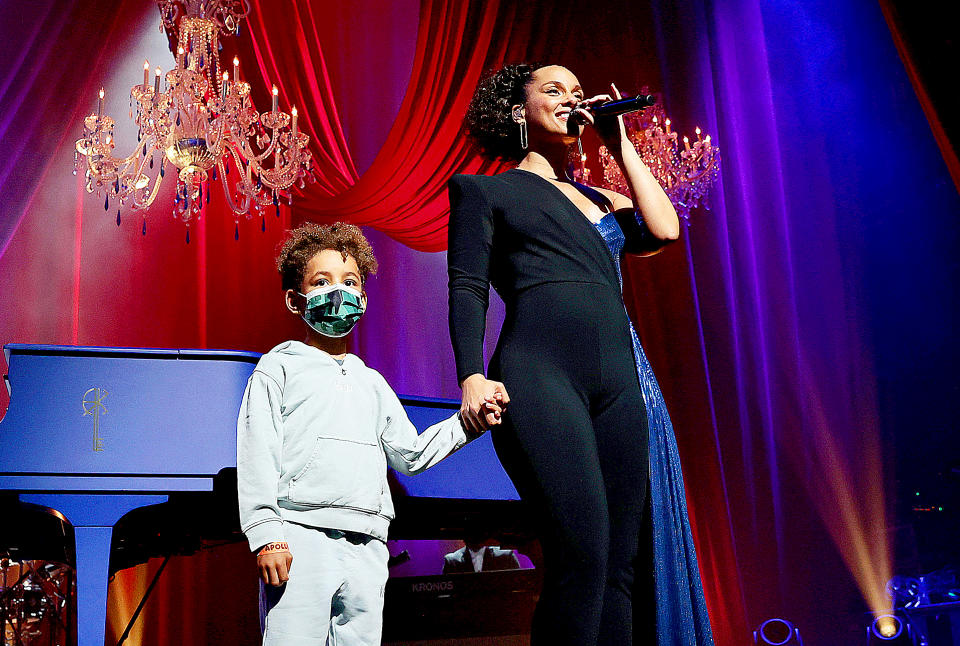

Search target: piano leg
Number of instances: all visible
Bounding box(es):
[75,526,113,646]
[20,493,168,646]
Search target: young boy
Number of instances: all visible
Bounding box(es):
[237,223,501,645]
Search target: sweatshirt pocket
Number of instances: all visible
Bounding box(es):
[287,436,384,513]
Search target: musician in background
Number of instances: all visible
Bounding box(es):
[442,532,522,574]
[237,223,503,646]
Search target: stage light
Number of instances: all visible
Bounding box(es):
[867,614,915,646]
[877,615,899,638]
[754,618,803,646]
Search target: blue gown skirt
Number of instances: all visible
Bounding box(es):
[594,214,715,646]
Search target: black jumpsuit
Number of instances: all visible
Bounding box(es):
[448,168,651,646]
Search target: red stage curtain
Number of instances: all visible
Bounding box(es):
[288,0,505,250]
[241,1,358,194]
[226,0,678,251]
[223,0,510,251]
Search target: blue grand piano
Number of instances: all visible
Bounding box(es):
[0,344,524,646]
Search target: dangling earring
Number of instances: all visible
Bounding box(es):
[519,119,528,150]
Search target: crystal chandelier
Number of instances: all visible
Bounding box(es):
[74,0,314,240]
[573,99,720,222]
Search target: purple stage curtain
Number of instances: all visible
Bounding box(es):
[638,0,960,642]
[0,0,136,256]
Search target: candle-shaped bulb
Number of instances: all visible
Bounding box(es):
[233,56,240,82]
[695,126,702,141]
[683,135,691,151]
[97,88,104,114]
[704,135,711,143]
[154,67,162,93]
[221,71,229,100]
[665,118,671,133]
[272,85,279,112]
[143,60,150,88]
[99,88,105,99]
[291,106,298,138]
[652,116,658,123]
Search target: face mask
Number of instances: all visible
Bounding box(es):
[299,283,365,338]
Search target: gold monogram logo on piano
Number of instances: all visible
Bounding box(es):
[82,387,108,452]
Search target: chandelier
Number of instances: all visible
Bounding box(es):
[74,0,314,240]
[573,99,720,223]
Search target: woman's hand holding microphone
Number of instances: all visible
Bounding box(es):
[571,83,630,150]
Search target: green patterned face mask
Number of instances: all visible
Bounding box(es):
[300,284,365,338]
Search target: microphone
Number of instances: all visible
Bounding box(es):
[576,94,657,119]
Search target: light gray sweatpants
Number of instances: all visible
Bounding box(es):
[259,521,389,646]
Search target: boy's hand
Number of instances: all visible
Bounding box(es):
[257,542,293,587]
[479,395,504,430]
[460,374,510,435]
[459,396,502,437]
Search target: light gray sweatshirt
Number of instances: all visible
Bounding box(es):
[237,341,469,550]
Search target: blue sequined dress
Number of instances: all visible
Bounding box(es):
[593,213,715,646]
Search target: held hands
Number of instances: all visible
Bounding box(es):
[257,541,293,587]
[460,373,510,436]
[573,83,629,150]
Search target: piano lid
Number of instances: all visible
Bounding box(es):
[0,344,260,479]
[393,395,519,502]
[0,343,519,501]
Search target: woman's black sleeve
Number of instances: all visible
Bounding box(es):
[447,175,494,384]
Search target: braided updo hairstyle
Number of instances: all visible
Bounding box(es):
[464,63,548,162]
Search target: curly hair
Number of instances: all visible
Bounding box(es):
[276,222,378,292]
[464,63,548,162]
